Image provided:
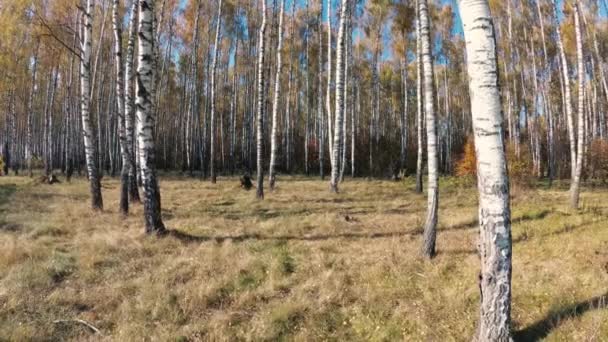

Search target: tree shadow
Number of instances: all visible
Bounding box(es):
[0,183,20,232]
[165,228,421,244]
[514,291,608,341]
[513,221,591,244]
[444,209,551,233]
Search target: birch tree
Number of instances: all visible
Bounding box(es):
[210,0,223,183]
[415,1,424,194]
[255,0,267,199]
[269,0,285,190]
[551,0,576,181]
[26,46,39,177]
[570,1,585,209]
[113,0,130,215]
[81,0,104,210]
[136,0,165,233]
[419,0,439,258]
[458,1,513,339]
[330,0,348,192]
[125,0,141,203]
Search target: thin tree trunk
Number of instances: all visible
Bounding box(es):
[80,0,104,210]
[125,0,141,203]
[551,0,576,181]
[269,0,285,190]
[415,4,424,194]
[330,0,348,192]
[26,46,39,177]
[210,0,223,183]
[419,0,438,258]
[255,0,267,199]
[570,1,585,209]
[113,0,130,216]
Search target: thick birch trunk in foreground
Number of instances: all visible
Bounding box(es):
[255,0,267,199]
[269,0,285,190]
[136,0,165,233]
[419,0,438,258]
[113,0,129,215]
[458,1,513,340]
[210,0,223,183]
[570,1,585,209]
[330,0,348,192]
[80,0,104,211]
[125,0,141,203]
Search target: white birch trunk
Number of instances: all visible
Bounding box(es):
[269,0,285,190]
[570,1,585,209]
[330,0,348,192]
[136,0,165,233]
[113,0,130,215]
[415,2,424,194]
[125,0,141,203]
[80,0,104,210]
[255,0,267,199]
[458,1,513,340]
[551,0,577,181]
[210,0,223,183]
[419,0,438,258]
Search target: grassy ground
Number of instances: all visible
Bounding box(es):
[0,173,606,341]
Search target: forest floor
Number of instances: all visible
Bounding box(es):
[0,173,607,341]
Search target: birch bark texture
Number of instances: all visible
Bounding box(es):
[255,0,267,199]
[458,0,513,340]
[125,0,141,203]
[551,0,577,182]
[80,0,104,211]
[26,46,39,177]
[136,0,165,233]
[570,1,585,209]
[113,0,130,215]
[269,0,285,190]
[415,0,424,194]
[419,0,438,258]
[210,0,223,183]
[330,0,348,193]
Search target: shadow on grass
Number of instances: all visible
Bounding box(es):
[515,291,608,341]
[166,228,420,244]
[0,183,20,232]
[444,209,551,232]
[512,221,591,244]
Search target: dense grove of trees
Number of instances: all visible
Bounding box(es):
[1,0,606,339]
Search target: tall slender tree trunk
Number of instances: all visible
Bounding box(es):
[551,0,576,181]
[125,0,141,203]
[419,0,438,258]
[400,56,408,172]
[113,0,130,216]
[269,0,285,190]
[26,46,39,177]
[330,0,348,193]
[326,0,334,169]
[458,1,513,340]
[415,3,424,194]
[255,0,267,199]
[136,0,165,233]
[80,0,104,210]
[570,1,585,209]
[210,0,223,183]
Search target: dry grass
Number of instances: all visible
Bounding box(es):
[0,174,607,341]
